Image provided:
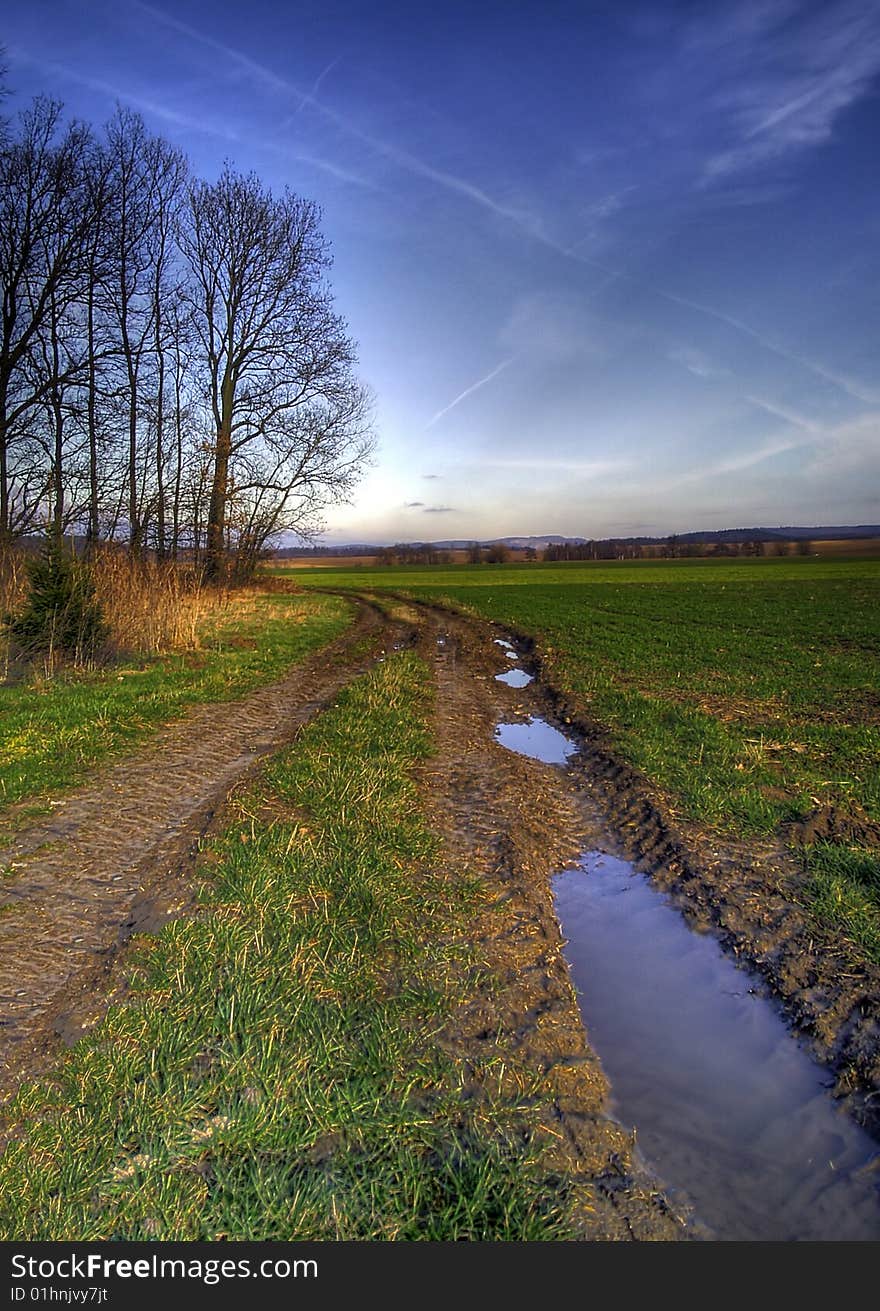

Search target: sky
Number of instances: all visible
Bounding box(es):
[4,0,880,543]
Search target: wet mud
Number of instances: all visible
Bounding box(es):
[421,602,880,1135]
[556,854,880,1240]
[381,594,880,1233]
[410,608,684,1239]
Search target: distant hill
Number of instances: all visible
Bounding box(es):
[675,525,880,543]
[273,525,880,557]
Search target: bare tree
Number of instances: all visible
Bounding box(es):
[80,133,117,546]
[103,107,169,553]
[164,289,197,558]
[143,137,187,557]
[2,93,372,578]
[0,99,93,540]
[181,165,373,580]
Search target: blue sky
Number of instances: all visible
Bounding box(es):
[5,0,879,542]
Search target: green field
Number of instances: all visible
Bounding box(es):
[0,591,352,833]
[0,653,577,1240]
[288,557,880,960]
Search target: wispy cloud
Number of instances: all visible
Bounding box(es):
[789,357,880,408]
[701,1,880,179]
[807,412,880,478]
[668,345,729,379]
[425,358,514,430]
[711,437,807,476]
[500,291,613,364]
[664,405,876,490]
[124,2,878,438]
[404,500,424,508]
[17,50,376,189]
[664,436,808,491]
[128,1,878,429]
[459,457,630,477]
[130,1,543,234]
[12,55,219,135]
[744,395,822,433]
[422,505,455,513]
[547,234,880,409]
[658,287,879,406]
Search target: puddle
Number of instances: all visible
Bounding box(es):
[553,852,880,1241]
[493,638,518,660]
[495,717,577,765]
[495,669,534,688]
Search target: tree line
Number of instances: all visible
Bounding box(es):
[542,537,802,561]
[0,85,373,579]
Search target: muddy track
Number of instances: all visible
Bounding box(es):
[392,592,880,1136]
[0,588,686,1239]
[0,596,408,1103]
[407,603,686,1239]
[3,586,876,1237]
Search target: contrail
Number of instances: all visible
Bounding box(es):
[560,242,878,408]
[21,51,377,191]
[744,395,822,433]
[131,2,541,233]
[131,1,880,410]
[656,289,878,405]
[425,358,514,429]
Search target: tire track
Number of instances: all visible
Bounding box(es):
[0,597,404,1099]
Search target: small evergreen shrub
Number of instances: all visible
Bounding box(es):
[3,538,109,666]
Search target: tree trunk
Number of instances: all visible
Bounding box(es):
[0,393,8,541]
[127,361,139,553]
[171,354,183,559]
[154,324,166,559]
[86,272,99,548]
[205,371,233,581]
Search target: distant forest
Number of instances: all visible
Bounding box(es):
[275,524,880,565]
[0,80,372,579]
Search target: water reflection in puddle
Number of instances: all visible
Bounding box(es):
[554,852,880,1241]
[495,717,577,765]
[493,639,518,660]
[495,669,534,689]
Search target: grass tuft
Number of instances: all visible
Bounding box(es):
[802,841,880,964]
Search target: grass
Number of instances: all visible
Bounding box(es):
[285,556,880,961]
[0,590,352,829]
[802,842,880,962]
[0,652,577,1241]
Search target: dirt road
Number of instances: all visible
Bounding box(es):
[2,590,878,1238]
[0,597,405,1100]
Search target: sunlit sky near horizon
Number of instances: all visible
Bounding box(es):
[5,0,880,544]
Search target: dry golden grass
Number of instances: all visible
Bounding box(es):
[0,546,29,678]
[2,545,254,666]
[0,546,27,620]
[90,550,223,655]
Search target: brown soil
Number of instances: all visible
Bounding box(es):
[411,608,685,1239]
[422,601,880,1131]
[787,803,880,848]
[0,596,407,1102]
